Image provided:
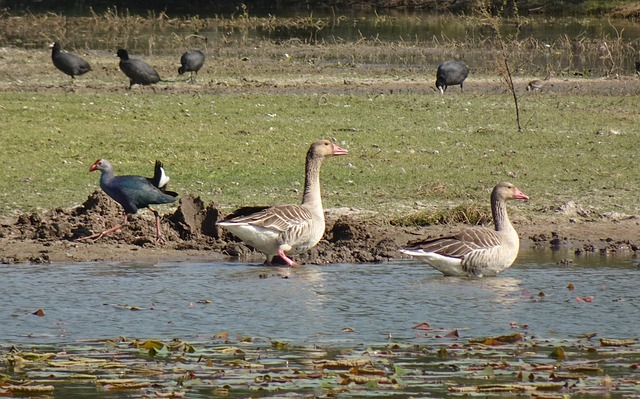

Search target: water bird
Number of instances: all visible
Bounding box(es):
[218,140,348,267]
[435,60,469,94]
[77,159,178,242]
[400,182,529,277]
[116,49,161,89]
[526,79,546,92]
[50,42,92,81]
[526,72,552,92]
[178,50,205,83]
[636,60,640,76]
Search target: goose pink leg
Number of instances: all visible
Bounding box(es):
[278,249,299,267]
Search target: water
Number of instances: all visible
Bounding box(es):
[2,249,638,347]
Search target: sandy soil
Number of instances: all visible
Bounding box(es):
[1,190,638,265]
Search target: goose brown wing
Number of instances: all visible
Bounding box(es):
[406,227,501,258]
[223,204,313,233]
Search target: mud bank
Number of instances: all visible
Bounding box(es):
[0,191,638,265]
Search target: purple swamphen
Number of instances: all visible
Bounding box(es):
[77,159,178,242]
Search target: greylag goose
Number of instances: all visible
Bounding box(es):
[400,182,528,277]
[526,72,552,92]
[435,60,469,94]
[218,140,348,267]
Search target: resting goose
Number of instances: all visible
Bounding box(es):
[526,79,546,92]
[400,182,529,277]
[218,140,348,267]
[526,72,552,92]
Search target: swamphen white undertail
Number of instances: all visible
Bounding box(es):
[77,159,178,242]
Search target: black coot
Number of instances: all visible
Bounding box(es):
[435,60,469,94]
[116,49,160,89]
[50,42,92,81]
[178,50,205,83]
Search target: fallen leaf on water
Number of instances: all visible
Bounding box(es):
[321,359,371,369]
[469,333,523,345]
[449,384,529,393]
[445,329,460,338]
[567,283,574,291]
[549,347,566,360]
[576,296,594,302]
[33,309,45,317]
[600,338,637,347]
[212,331,229,340]
[154,390,186,398]
[521,288,534,299]
[349,366,385,376]
[340,373,392,385]
[600,374,613,387]
[437,347,448,358]
[412,322,432,330]
[6,385,55,393]
[138,340,164,351]
[341,327,356,333]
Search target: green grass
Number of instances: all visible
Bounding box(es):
[1,89,639,219]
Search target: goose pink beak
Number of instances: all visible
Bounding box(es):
[514,187,529,200]
[332,143,349,156]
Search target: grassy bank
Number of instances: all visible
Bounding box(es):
[2,84,639,220]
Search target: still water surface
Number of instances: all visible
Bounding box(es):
[2,249,638,346]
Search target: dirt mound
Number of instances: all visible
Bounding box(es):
[1,190,639,264]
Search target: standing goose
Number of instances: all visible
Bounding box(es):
[435,60,469,94]
[400,182,529,277]
[218,140,348,267]
[77,159,178,242]
[50,42,92,81]
[178,50,206,83]
[116,49,160,89]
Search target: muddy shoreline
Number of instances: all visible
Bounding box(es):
[1,191,638,265]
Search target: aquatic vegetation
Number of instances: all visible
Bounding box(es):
[2,332,639,398]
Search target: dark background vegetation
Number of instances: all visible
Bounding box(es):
[1,0,639,17]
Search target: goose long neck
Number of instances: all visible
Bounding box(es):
[301,153,323,209]
[491,194,511,232]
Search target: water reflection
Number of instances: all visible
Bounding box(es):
[0,249,638,348]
